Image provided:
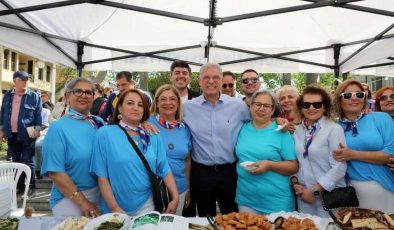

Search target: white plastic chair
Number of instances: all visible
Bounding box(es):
[0,162,31,217]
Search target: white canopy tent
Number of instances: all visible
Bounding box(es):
[0,0,394,77]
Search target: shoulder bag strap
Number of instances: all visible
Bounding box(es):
[117,124,156,179]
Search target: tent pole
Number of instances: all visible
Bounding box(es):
[77,41,85,77]
[340,22,394,66]
[333,44,341,88]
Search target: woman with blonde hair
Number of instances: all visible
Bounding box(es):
[332,80,394,213]
[150,84,192,215]
[277,85,301,133]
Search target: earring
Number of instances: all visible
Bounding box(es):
[117,113,123,120]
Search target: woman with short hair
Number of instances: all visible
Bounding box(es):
[292,85,347,217]
[235,89,298,214]
[42,77,104,217]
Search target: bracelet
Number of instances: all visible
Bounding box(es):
[69,190,79,200]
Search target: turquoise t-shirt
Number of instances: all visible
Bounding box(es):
[149,116,192,193]
[339,112,394,192]
[90,125,171,214]
[235,121,296,214]
[41,116,99,208]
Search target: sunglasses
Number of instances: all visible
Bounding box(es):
[301,102,323,109]
[341,91,365,100]
[379,93,394,101]
[241,77,259,84]
[222,83,234,89]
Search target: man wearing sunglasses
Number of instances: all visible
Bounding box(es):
[221,71,243,98]
[240,69,261,106]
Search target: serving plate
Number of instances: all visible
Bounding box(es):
[335,208,394,230]
[83,213,130,230]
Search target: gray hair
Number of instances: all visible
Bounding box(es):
[66,77,95,93]
[199,63,223,77]
[251,89,278,107]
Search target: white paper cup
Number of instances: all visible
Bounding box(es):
[26,126,35,138]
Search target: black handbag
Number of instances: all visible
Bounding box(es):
[118,125,170,213]
[320,186,359,210]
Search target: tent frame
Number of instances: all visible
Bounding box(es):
[1,0,394,79]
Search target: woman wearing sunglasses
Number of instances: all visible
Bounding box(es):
[292,85,347,217]
[332,80,394,213]
[374,86,394,121]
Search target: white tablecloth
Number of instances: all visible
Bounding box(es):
[0,182,11,218]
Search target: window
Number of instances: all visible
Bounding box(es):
[38,68,43,81]
[46,66,51,82]
[11,52,16,71]
[3,49,9,69]
[371,76,383,92]
[27,60,33,75]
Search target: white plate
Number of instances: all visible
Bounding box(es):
[267,211,331,230]
[51,216,89,230]
[83,213,130,230]
[240,161,257,171]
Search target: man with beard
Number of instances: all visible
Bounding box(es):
[170,60,200,102]
[240,69,261,107]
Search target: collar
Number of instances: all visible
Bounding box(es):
[11,88,30,96]
[196,93,228,105]
[301,116,326,131]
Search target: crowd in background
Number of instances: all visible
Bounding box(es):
[0,61,393,219]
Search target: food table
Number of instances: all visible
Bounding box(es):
[14,212,336,230]
[0,182,11,218]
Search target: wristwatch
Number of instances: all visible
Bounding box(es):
[312,187,320,196]
[290,176,299,186]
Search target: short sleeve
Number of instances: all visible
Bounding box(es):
[374,113,394,155]
[154,135,171,178]
[280,132,297,161]
[41,122,67,176]
[89,129,109,178]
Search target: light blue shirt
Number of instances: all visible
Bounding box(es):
[41,116,99,208]
[293,117,347,191]
[90,125,171,214]
[339,112,394,192]
[235,121,296,214]
[183,94,250,165]
[149,116,192,193]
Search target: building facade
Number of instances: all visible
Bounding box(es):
[0,45,56,102]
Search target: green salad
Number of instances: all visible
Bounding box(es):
[0,218,19,230]
[96,217,124,230]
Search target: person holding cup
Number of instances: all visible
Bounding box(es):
[0,70,42,196]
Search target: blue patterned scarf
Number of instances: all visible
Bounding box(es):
[339,113,366,137]
[155,114,185,129]
[303,120,318,158]
[67,108,104,129]
[119,120,150,151]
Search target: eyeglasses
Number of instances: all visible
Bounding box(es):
[241,77,259,84]
[71,89,94,98]
[222,83,234,89]
[379,93,394,101]
[341,92,365,100]
[301,102,323,109]
[252,102,273,110]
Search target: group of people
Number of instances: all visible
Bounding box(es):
[0,61,393,219]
